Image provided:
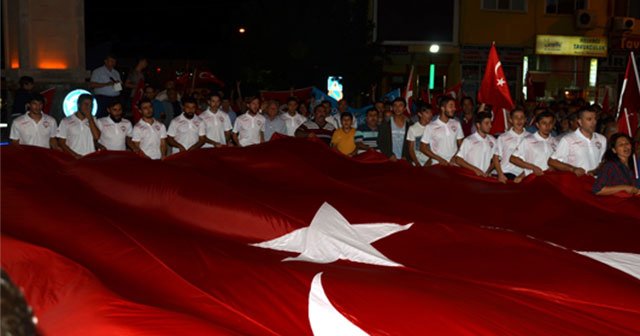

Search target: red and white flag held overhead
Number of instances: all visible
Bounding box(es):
[617,52,640,139]
[404,65,414,116]
[478,42,514,134]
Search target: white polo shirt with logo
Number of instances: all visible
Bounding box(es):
[233,112,266,147]
[56,114,97,156]
[420,117,464,163]
[132,119,167,160]
[167,114,206,154]
[10,113,57,148]
[281,112,307,136]
[199,108,232,147]
[455,131,497,172]
[512,132,558,176]
[496,129,529,175]
[550,129,606,172]
[97,117,133,151]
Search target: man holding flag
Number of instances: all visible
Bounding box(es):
[478,43,514,135]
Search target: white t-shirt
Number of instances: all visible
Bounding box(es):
[56,114,97,156]
[97,117,133,151]
[550,129,607,172]
[406,122,430,166]
[199,108,232,147]
[421,117,464,163]
[167,114,206,154]
[495,129,529,175]
[132,119,167,160]
[512,132,558,176]
[10,113,57,148]
[233,112,266,147]
[281,112,307,136]
[455,132,497,173]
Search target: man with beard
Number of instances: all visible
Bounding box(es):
[493,107,530,183]
[96,101,133,151]
[295,104,336,145]
[454,112,498,177]
[200,93,233,148]
[510,111,558,179]
[548,107,607,176]
[131,98,167,159]
[167,97,206,154]
[420,96,464,165]
[232,96,266,147]
[281,96,307,136]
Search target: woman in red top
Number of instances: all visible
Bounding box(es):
[592,133,639,196]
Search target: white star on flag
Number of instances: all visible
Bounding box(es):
[251,202,413,267]
[497,78,506,86]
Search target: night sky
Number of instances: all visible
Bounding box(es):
[85,0,378,93]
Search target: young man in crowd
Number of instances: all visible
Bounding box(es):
[200,93,233,148]
[406,104,433,167]
[510,111,558,178]
[232,96,265,147]
[459,97,476,137]
[96,100,133,151]
[295,104,336,145]
[331,112,357,156]
[57,94,101,158]
[281,97,307,136]
[10,93,58,149]
[89,54,122,118]
[454,112,498,177]
[167,97,206,154]
[377,98,410,161]
[420,96,464,165]
[355,108,379,154]
[548,107,607,176]
[131,98,167,159]
[493,107,529,183]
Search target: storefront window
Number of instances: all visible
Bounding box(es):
[545,0,587,15]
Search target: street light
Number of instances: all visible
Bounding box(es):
[238,27,246,34]
[429,44,440,53]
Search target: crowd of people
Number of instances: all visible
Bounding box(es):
[7,55,640,196]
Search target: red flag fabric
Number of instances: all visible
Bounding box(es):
[617,53,640,139]
[196,70,225,87]
[260,87,313,104]
[2,140,640,335]
[39,88,56,115]
[478,43,514,134]
[445,81,463,111]
[175,72,190,86]
[130,79,145,123]
[404,65,414,115]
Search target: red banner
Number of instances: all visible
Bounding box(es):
[1,140,639,335]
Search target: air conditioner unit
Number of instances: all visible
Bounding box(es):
[575,10,596,29]
[612,16,635,31]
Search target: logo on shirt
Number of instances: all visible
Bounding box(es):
[450,126,457,132]
[256,121,263,127]
[488,141,494,148]
[120,125,127,132]
[595,141,602,150]
[43,121,50,128]
[219,117,224,123]
[155,125,161,131]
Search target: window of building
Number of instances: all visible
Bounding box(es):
[545,0,587,15]
[482,0,527,12]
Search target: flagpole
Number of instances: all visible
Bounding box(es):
[623,108,640,179]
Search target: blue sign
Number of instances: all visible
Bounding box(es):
[63,89,98,117]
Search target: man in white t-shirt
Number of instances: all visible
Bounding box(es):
[232,97,265,147]
[548,107,606,176]
[131,98,167,160]
[511,111,558,178]
[10,93,58,149]
[167,97,206,154]
[493,107,529,183]
[281,97,307,136]
[57,94,101,158]
[96,101,133,151]
[420,96,464,165]
[454,112,498,177]
[200,93,232,148]
[406,104,433,167]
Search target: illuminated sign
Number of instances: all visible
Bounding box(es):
[63,89,98,117]
[327,76,343,101]
[535,35,607,57]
